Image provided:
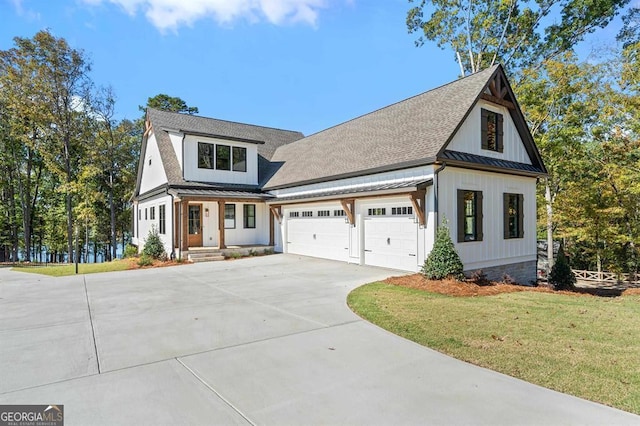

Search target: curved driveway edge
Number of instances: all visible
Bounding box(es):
[0,255,638,425]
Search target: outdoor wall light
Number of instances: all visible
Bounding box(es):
[205,208,209,217]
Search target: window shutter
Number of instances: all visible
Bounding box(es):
[457,190,465,243]
[481,109,488,150]
[476,191,484,241]
[518,195,524,238]
[503,193,509,239]
[497,113,504,153]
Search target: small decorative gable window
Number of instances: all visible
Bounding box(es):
[457,189,483,242]
[225,204,236,229]
[159,205,166,234]
[243,204,256,228]
[198,142,215,169]
[481,108,503,152]
[233,147,247,172]
[216,145,231,170]
[504,193,524,239]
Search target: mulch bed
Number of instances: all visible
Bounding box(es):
[384,274,640,298]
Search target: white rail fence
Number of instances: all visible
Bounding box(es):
[571,269,640,285]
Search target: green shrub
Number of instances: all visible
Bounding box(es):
[549,244,576,290]
[422,221,465,281]
[123,244,138,258]
[137,254,153,267]
[142,226,166,260]
[226,252,242,259]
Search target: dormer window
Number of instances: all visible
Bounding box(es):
[197,142,247,173]
[198,142,214,169]
[481,108,503,152]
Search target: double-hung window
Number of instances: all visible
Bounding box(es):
[243,204,256,228]
[225,204,236,229]
[457,189,483,242]
[481,108,503,152]
[504,193,524,239]
[159,205,166,234]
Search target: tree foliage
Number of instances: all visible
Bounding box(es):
[422,222,465,281]
[139,94,198,115]
[407,0,630,75]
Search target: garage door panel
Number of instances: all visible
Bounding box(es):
[287,218,349,262]
[364,217,418,271]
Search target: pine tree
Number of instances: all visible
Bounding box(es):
[422,221,465,281]
[549,244,576,290]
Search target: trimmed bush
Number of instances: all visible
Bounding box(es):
[123,244,138,259]
[549,244,576,290]
[137,254,153,267]
[422,222,465,281]
[142,226,166,260]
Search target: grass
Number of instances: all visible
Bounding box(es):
[348,282,640,415]
[13,259,134,277]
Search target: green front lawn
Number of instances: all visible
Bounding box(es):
[348,282,640,415]
[13,259,134,277]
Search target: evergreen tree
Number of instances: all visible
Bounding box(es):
[549,244,576,290]
[422,221,465,281]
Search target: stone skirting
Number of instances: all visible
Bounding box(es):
[465,260,537,286]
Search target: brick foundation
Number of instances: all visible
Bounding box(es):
[465,260,537,286]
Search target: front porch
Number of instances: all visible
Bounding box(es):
[168,191,275,261]
[186,245,275,262]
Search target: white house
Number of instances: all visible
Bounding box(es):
[132,65,547,284]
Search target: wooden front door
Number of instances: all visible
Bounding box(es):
[188,204,203,247]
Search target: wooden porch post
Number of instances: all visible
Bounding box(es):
[269,209,275,246]
[181,201,189,252]
[218,200,226,249]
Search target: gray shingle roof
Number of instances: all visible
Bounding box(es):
[264,66,499,189]
[144,109,304,190]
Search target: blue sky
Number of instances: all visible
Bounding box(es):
[0,0,631,135]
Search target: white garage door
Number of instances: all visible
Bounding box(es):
[287,211,350,262]
[364,213,418,271]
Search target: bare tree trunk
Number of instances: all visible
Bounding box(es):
[110,170,117,261]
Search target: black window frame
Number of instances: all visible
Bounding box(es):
[216,144,231,171]
[198,142,215,169]
[457,189,483,242]
[224,204,236,229]
[159,204,166,235]
[504,193,524,239]
[481,108,504,153]
[232,146,247,172]
[243,204,256,229]
[150,206,155,221]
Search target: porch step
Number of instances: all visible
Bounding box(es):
[190,255,226,263]
[188,249,225,263]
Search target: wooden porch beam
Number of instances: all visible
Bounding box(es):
[410,190,426,227]
[340,199,355,225]
[218,201,226,249]
[181,201,189,252]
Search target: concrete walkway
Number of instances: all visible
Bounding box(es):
[0,256,637,425]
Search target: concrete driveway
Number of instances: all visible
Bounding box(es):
[0,255,637,425]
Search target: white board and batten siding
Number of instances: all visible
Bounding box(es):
[139,133,168,194]
[437,167,537,271]
[134,194,173,255]
[447,100,532,165]
[182,135,259,185]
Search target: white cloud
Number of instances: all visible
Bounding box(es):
[82,0,328,31]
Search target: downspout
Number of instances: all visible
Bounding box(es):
[433,162,447,233]
[168,189,175,260]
